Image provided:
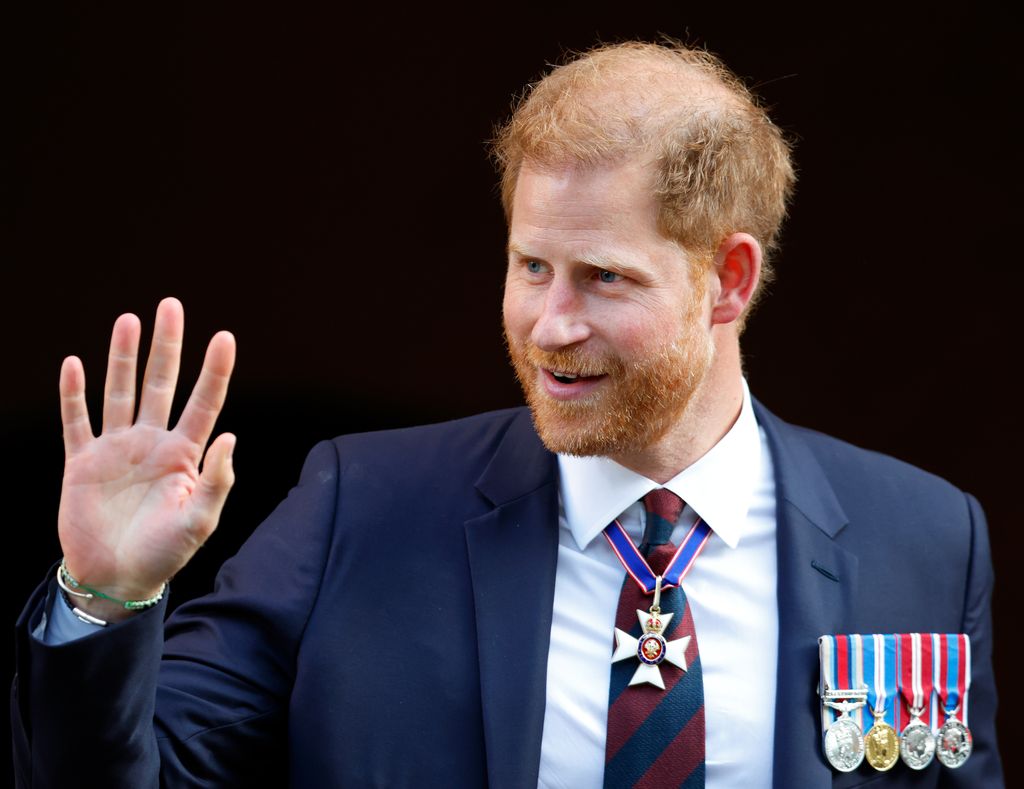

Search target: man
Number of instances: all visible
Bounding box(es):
[12,41,1001,787]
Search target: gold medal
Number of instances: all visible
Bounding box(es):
[863,717,900,771]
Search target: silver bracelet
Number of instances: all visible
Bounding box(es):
[55,564,108,626]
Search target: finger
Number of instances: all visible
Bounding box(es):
[175,330,236,448]
[102,313,141,432]
[59,356,94,454]
[137,297,184,428]
[188,432,236,544]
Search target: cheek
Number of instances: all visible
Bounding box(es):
[502,285,537,340]
[607,312,680,355]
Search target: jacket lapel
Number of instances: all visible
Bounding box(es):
[464,410,560,789]
[754,401,859,788]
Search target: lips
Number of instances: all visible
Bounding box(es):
[509,340,614,400]
[548,369,602,384]
[539,368,608,401]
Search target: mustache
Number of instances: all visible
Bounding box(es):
[510,339,623,378]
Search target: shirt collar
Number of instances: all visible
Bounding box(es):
[558,379,762,551]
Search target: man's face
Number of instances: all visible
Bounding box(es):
[502,159,715,458]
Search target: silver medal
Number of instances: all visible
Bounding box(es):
[821,691,867,773]
[823,716,865,772]
[935,716,973,768]
[899,714,936,770]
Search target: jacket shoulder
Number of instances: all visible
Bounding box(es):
[757,402,969,503]
[331,406,530,454]
[322,407,543,488]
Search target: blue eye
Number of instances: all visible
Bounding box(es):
[598,270,622,283]
[526,260,543,273]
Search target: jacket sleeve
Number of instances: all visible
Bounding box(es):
[940,492,1003,787]
[11,440,340,788]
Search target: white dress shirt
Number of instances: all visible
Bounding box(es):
[538,383,778,788]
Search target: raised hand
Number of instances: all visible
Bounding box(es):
[57,297,236,621]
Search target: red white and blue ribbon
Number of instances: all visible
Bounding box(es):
[822,632,972,744]
[863,633,900,731]
[933,633,971,725]
[898,633,937,729]
[818,635,866,731]
[602,515,712,594]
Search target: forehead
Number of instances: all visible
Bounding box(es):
[511,159,659,228]
[508,160,682,268]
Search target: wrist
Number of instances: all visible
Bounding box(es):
[57,559,167,626]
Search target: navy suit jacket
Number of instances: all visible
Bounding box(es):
[12,403,1003,787]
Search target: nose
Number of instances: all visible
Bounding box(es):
[530,279,591,351]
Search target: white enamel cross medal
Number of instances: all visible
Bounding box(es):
[611,576,690,690]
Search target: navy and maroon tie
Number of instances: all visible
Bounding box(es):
[604,489,706,788]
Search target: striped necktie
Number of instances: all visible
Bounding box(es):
[604,489,706,788]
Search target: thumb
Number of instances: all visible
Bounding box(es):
[190,432,236,543]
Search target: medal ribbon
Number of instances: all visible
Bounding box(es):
[602,515,712,594]
[818,635,836,733]
[898,632,935,726]
[848,634,866,731]
[862,634,899,730]
[933,633,971,724]
[818,635,864,731]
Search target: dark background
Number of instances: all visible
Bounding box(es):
[3,3,1019,783]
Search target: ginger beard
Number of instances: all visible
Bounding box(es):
[505,288,715,457]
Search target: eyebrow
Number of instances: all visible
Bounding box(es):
[506,241,530,258]
[507,242,646,277]
[577,251,641,276]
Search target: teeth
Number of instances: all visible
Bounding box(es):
[552,371,579,380]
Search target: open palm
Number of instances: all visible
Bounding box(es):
[57,298,236,612]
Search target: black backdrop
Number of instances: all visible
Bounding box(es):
[3,4,1020,783]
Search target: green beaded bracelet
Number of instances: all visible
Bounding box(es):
[58,558,167,610]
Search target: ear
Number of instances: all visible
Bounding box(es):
[710,232,762,326]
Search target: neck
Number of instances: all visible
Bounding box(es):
[609,334,745,483]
